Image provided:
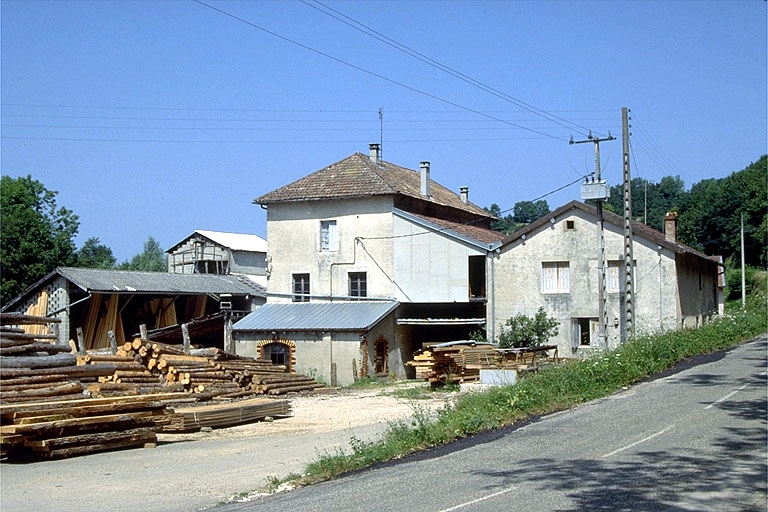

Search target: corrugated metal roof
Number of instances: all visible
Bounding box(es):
[234,301,399,332]
[57,267,265,296]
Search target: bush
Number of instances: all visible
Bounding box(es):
[497,307,559,348]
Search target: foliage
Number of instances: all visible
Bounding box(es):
[604,175,689,232]
[725,265,767,300]
[0,175,79,304]
[496,307,559,348]
[119,236,166,272]
[287,293,766,487]
[679,155,767,268]
[513,200,550,224]
[486,202,549,234]
[76,237,117,269]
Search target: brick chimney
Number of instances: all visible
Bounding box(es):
[460,186,469,204]
[420,161,430,197]
[369,143,381,163]
[664,211,678,242]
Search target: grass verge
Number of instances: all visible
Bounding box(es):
[273,295,767,489]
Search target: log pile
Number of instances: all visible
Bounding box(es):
[0,314,179,460]
[0,313,316,461]
[0,394,182,460]
[109,340,322,397]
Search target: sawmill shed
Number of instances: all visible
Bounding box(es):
[0,267,266,351]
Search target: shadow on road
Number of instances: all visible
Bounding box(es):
[471,392,767,512]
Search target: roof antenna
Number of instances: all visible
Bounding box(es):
[378,107,383,162]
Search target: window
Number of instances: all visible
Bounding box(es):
[349,272,367,298]
[571,318,598,349]
[262,342,290,367]
[607,260,638,293]
[320,220,338,251]
[542,262,569,293]
[607,261,621,293]
[565,220,575,230]
[292,273,310,302]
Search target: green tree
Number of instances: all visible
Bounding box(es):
[0,176,79,304]
[496,307,559,348]
[513,200,550,224]
[679,156,767,267]
[76,237,117,269]
[120,236,166,272]
[606,175,689,232]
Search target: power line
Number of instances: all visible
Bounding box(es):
[300,0,602,139]
[190,0,570,143]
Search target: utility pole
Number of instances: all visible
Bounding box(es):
[571,130,615,350]
[621,107,635,342]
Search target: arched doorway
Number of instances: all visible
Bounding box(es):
[373,335,388,376]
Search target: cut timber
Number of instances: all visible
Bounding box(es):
[0,313,62,325]
[165,397,291,432]
[0,352,77,369]
[0,381,84,401]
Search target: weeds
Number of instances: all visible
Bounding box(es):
[278,295,767,488]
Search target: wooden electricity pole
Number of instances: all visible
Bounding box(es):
[572,130,615,350]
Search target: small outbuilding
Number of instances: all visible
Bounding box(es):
[233,301,400,386]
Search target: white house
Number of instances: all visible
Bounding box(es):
[489,201,722,357]
[234,144,504,385]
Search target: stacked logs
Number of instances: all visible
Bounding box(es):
[0,314,181,460]
[95,338,322,397]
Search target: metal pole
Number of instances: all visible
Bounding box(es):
[741,213,746,308]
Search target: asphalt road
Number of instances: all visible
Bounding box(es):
[216,335,768,512]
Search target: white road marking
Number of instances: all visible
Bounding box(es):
[705,383,749,409]
[437,487,516,511]
[601,424,675,458]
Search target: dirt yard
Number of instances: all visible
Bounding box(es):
[1,382,470,512]
[158,382,459,443]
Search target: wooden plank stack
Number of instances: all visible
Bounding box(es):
[163,397,292,432]
[407,342,559,386]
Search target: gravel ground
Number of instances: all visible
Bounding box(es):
[0,383,460,512]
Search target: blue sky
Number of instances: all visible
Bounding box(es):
[2,0,766,262]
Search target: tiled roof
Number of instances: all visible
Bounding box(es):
[500,200,721,264]
[254,152,490,218]
[403,211,506,246]
[234,301,399,332]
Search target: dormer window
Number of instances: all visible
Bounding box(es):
[320,220,338,251]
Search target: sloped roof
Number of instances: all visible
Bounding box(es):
[399,210,507,246]
[167,230,267,253]
[499,200,721,264]
[234,301,399,332]
[1,267,266,311]
[254,152,491,218]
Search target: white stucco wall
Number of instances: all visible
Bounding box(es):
[491,208,700,357]
[392,214,489,302]
[265,197,395,301]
